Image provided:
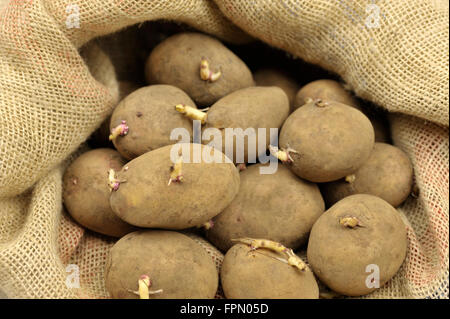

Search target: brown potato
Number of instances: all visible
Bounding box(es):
[321,143,413,207]
[221,243,319,299]
[145,32,254,107]
[278,99,375,182]
[253,68,299,112]
[110,85,196,160]
[63,148,135,237]
[307,194,407,296]
[203,86,290,164]
[109,143,240,229]
[206,164,324,251]
[294,79,361,111]
[295,80,391,142]
[105,230,218,298]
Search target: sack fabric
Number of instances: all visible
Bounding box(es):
[0,0,448,299]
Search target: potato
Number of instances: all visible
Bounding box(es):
[145,32,254,107]
[321,143,413,207]
[294,79,391,142]
[206,164,324,251]
[105,230,218,298]
[253,68,299,112]
[278,99,375,182]
[63,148,135,237]
[203,86,290,164]
[221,243,319,299]
[294,79,360,111]
[109,143,240,229]
[307,194,407,296]
[109,85,196,160]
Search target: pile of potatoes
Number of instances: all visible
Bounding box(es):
[64,29,413,299]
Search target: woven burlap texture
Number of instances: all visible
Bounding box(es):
[215,0,449,126]
[0,0,448,299]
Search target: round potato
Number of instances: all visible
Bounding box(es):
[207,164,324,251]
[253,68,299,112]
[294,79,360,111]
[105,230,218,299]
[63,148,135,237]
[110,85,196,160]
[278,99,375,182]
[203,86,290,164]
[145,32,254,107]
[109,143,240,229]
[221,243,319,299]
[321,143,413,207]
[307,194,408,296]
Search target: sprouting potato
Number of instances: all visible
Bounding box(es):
[109,143,240,229]
[109,85,196,160]
[207,164,324,251]
[145,32,254,107]
[321,143,413,207]
[63,148,135,237]
[105,230,218,298]
[307,194,408,296]
[277,99,375,182]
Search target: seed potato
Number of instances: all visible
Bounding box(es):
[206,164,324,251]
[278,99,375,182]
[105,230,218,299]
[145,32,254,107]
[307,194,408,296]
[63,148,135,237]
[109,143,240,229]
[321,143,413,207]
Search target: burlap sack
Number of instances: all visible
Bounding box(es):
[0,0,448,299]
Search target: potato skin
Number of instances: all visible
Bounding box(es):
[294,79,360,111]
[110,85,196,160]
[110,143,240,229]
[105,230,218,299]
[279,100,375,182]
[254,68,299,112]
[307,194,407,296]
[321,143,413,207]
[207,164,324,251]
[221,243,319,299]
[63,149,135,237]
[145,32,254,107]
[203,86,290,164]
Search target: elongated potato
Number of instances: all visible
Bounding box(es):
[278,99,375,182]
[307,194,407,296]
[221,243,319,299]
[294,79,360,111]
[207,164,324,251]
[145,32,254,107]
[254,68,299,112]
[109,85,196,160]
[63,148,135,237]
[203,86,290,164]
[109,143,240,229]
[321,143,413,207]
[105,230,218,299]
